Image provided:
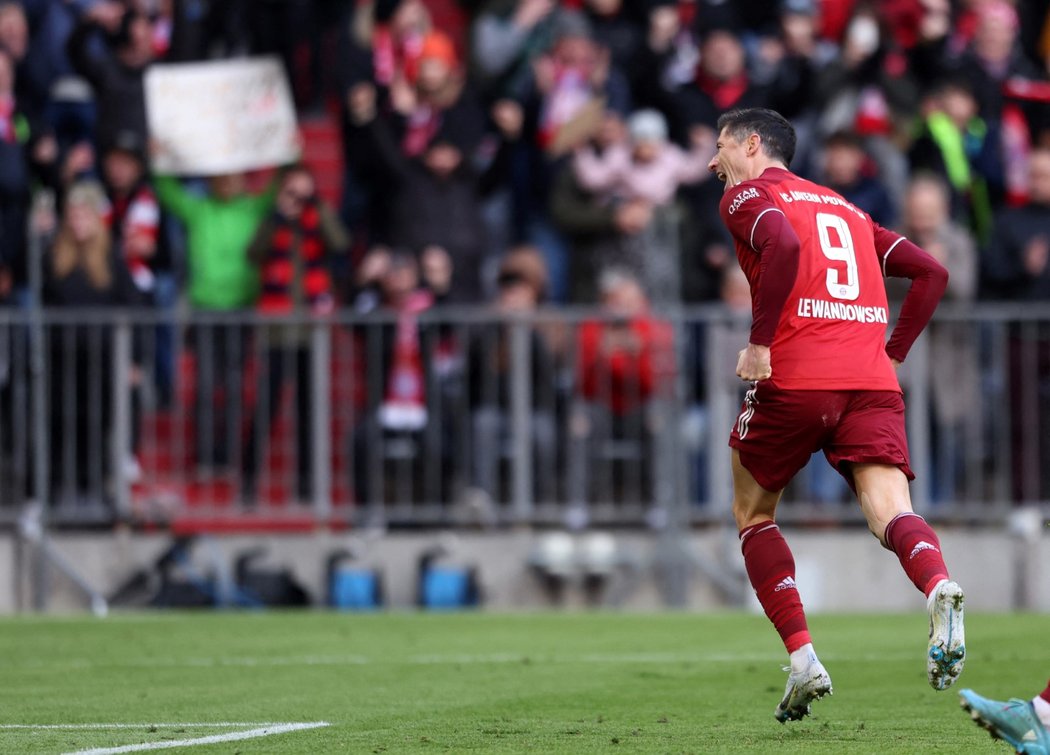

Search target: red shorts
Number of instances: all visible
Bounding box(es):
[728,381,914,493]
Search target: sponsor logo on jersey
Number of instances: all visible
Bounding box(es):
[727,187,759,214]
[774,576,797,592]
[796,298,889,324]
[909,540,939,560]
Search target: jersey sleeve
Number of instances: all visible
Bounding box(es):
[719,182,800,346]
[871,223,949,363]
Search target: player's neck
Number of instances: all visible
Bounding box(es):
[735,158,788,185]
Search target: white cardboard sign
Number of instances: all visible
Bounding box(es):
[145,57,300,175]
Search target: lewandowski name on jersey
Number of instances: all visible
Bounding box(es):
[796,298,888,324]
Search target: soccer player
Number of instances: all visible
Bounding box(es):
[960,685,1050,754]
[707,108,965,722]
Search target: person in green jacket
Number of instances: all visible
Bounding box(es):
[154,171,277,475]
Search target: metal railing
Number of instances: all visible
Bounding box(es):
[0,303,1048,529]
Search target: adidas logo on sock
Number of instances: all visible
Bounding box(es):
[909,540,939,559]
[774,576,797,592]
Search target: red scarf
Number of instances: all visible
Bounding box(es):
[372,27,425,87]
[695,70,749,111]
[379,289,433,431]
[258,201,333,314]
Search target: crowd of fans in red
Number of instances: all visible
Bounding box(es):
[1,0,1050,509]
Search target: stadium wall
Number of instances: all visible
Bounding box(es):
[0,526,1045,614]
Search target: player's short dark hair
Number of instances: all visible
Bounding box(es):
[716,108,797,166]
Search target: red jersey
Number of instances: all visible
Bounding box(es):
[720,167,904,392]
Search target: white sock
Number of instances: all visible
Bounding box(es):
[1033,696,1050,729]
[789,643,818,674]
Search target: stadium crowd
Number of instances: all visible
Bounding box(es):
[1,0,1050,511]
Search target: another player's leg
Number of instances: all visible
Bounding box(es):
[852,463,965,691]
[959,681,1050,754]
[733,450,831,722]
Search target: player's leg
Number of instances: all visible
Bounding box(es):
[851,462,965,691]
[733,450,831,722]
[852,463,949,592]
[960,681,1050,753]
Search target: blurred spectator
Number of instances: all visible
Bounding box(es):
[669,28,770,304]
[568,107,713,301]
[242,165,349,503]
[153,169,276,473]
[350,77,522,302]
[464,259,557,505]
[0,47,29,292]
[630,0,699,114]
[0,0,37,123]
[495,243,548,301]
[940,0,1042,124]
[99,128,165,465]
[43,180,144,506]
[351,248,453,506]
[341,0,432,95]
[981,147,1050,500]
[549,112,647,303]
[931,1,1047,207]
[900,173,978,502]
[815,5,918,135]
[67,1,156,153]
[753,0,837,125]
[100,131,161,299]
[567,268,675,507]
[471,0,561,99]
[819,129,895,227]
[337,0,433,239]
[515,12,630,303]
[580,0,641,77]
[573,108,712,207]
[983,147,1050,300]
[909,77,1003,245]
[674,29,769,137]
[811,5,916,205]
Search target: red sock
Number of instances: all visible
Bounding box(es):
[883,513,949,597]
[1040,680,1050,705]
[740,522,811,653]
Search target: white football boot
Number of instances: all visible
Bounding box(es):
[927,579,966,691]
[774,649,832,723]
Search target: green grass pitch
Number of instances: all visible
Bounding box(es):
[0,611,1044,753]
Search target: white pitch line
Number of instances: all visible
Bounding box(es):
[0,723,290,730]
[62,722,329,754]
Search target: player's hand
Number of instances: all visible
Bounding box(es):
[736,343,772,382]
[891,358,901,371]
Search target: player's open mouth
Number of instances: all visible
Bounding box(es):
[716,171,726,182]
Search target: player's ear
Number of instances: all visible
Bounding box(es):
[747,134,760,155]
